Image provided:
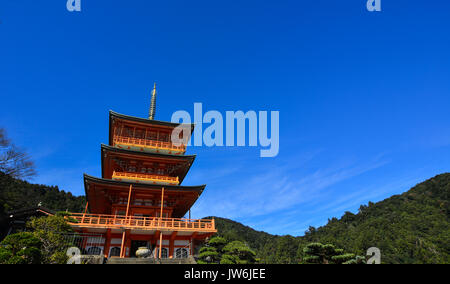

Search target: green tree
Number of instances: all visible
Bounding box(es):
[301,242,364,264]
[27,215,74,264]
[0,232,42,264]
[221,241,256,264]
[274,235,298,264]
[198,236,227,264]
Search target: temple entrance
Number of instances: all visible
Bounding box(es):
[130,240,149,258]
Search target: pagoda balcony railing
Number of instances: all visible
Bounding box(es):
[67,213,216,232]
[112,171,180,185]
[113,136,186,153]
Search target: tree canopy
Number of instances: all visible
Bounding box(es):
[0,232,42,264]
[198,236,257,264]
[27,215,74,264]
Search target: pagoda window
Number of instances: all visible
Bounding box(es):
[159,133,169,142]
[156,248,168,259]
[119,125,126,136]
[114,126,121,136]
[109,247,120,257]
[148,131,157,140]
[175,248,189,259]
[135,129,145,139]
[87,247,102,255]
[123,126,133,137]
[167,165,175,174]
[134,199,144,206]
[117,159,126,169]
[144,200,153,206]
[162,248,168,258]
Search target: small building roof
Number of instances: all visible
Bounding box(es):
[7,206,54,219]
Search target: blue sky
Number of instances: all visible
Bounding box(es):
[1,1,450,236]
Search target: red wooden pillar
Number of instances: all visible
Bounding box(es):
[125,185,133,216]
[125,237,132,258]
[159,233,163,259]
[104,229,111,258]
[81,202,88,224]
[154,231,160,259]
[190,240,195,256]
[158,187,164,258]
[120,231,126,258]
[120,230,131,258]
[120,185,133,258]
[169,231,177,258]
[190,232,197,256]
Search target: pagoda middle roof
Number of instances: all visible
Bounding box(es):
[110,110,196,128]
[100,144,196,183]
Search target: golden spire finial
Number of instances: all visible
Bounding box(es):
[149,82,157,120]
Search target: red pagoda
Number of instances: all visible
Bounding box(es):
[67,84,216,259]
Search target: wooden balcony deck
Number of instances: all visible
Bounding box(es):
[112,171,180,185]
[113,136,186,154]
[67,213,216,233]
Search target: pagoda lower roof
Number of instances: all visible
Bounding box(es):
[100,144,196,183]
[84,174,205,217]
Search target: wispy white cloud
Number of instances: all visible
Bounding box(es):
[313,175,421,216]
[192,153,390,225]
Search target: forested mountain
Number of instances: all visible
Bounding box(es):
[0,170,449,263]
[209,173,450,264]
[0,172,85,237]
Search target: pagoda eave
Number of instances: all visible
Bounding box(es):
[84,174,205,218]
[84,174,205,192]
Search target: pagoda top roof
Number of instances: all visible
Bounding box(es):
[83,174,205,217]
[109,110,195,130]
[109,111,195,148]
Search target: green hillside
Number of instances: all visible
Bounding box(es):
[0,171,449,263]
[209,173,450,264]
[0,172,85,238]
